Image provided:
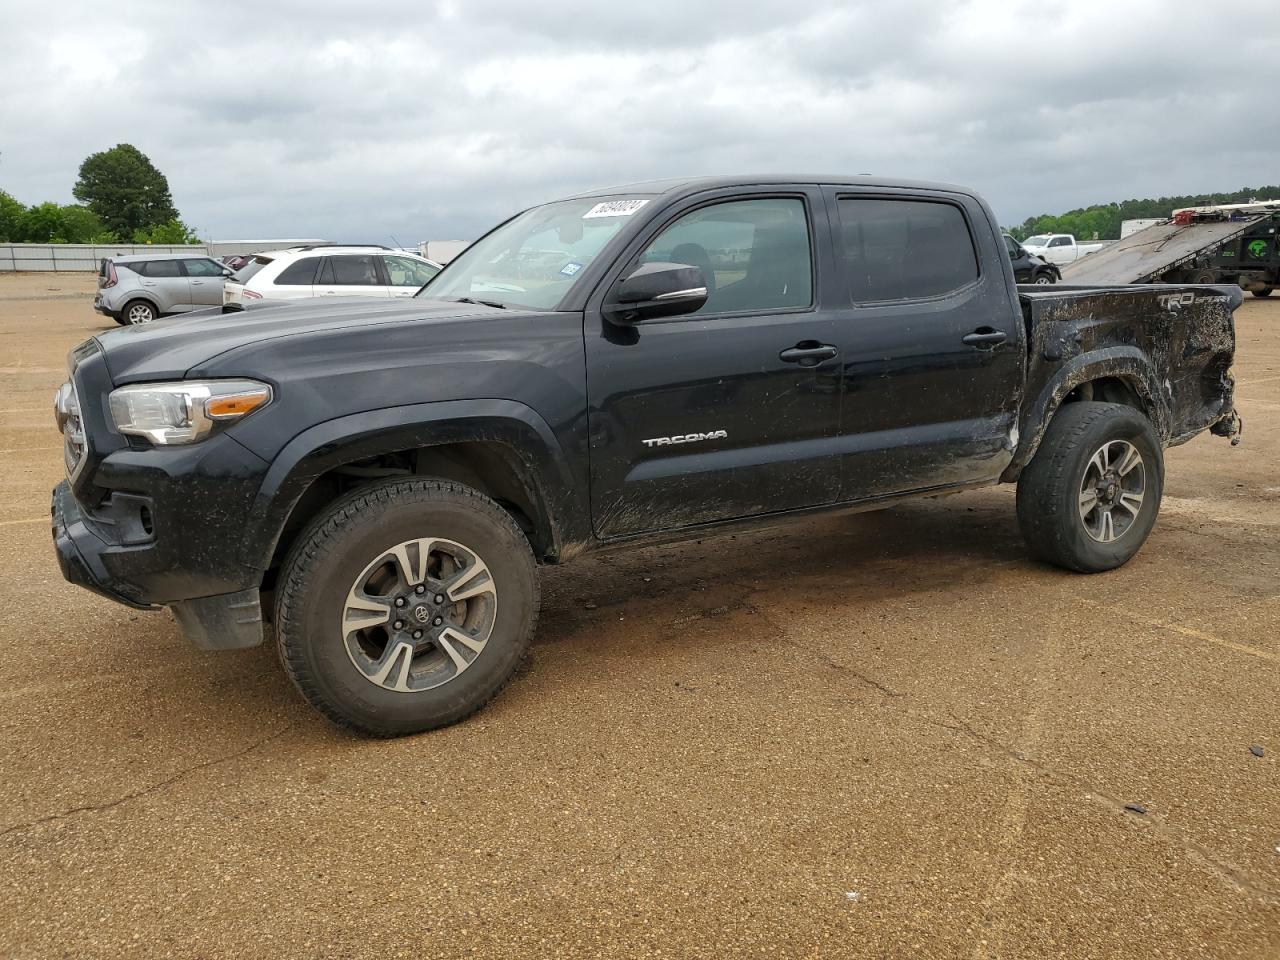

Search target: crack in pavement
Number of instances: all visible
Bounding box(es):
[756,602,1280,905]
[0,723,296,841]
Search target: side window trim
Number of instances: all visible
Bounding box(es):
[614,192,818,322]
[831,192,982,307]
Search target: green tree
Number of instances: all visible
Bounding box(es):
[17,202,66,242]
[72,144,179,238]
[131,218,200,245]
[58,204,115,243]
[0,189,24,241]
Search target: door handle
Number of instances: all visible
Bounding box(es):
[962,328,1008,348]
[780,341,838,366]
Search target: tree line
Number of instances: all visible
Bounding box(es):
[1007,185,1280,241]
[0,144,198,245]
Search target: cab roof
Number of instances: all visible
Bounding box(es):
[564,174,978,200]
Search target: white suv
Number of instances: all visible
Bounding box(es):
[223,245,442,308]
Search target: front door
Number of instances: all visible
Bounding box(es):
[183,257,227,306]
[825,190,1026,499]
[585,192,843,539]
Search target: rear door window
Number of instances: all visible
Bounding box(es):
[234,256,273,283]
[329,254,382,285]
[141,259,182,278]
[835,197,979,302]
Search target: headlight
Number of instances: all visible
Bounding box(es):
[108,379,272,445]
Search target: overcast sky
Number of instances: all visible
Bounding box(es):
[2,0,1277,243]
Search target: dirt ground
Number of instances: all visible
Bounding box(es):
[0,272,1277,960]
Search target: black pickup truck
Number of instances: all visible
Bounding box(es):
[52,176,1242,736]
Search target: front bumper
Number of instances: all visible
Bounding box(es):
[51,480,152,609]
[52,480,266,649]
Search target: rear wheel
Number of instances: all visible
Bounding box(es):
[1016,402,1163,573]
[123,300,157,324]
[1254,287,1273,298]
[275,478,539,737]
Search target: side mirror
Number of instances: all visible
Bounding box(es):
[605,261,708,324]
[221,268,234,278]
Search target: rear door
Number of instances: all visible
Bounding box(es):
[136,259,192,313]
[182,257,227,306]
[314,254,391,298]
[585,189,843,538]
[825,189,1024,499]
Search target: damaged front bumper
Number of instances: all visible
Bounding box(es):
[51,480,265,650]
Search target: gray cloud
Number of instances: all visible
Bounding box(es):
[1,0,1276,243]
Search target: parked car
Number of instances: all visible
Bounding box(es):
[1004,234,1061,284]
[1021,233,1108,265]
[220,253,256,272]
[223,245,442,308]
[95,254,235,325]
[53,175,1242,737]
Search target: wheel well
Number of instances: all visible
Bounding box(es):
[266,441,554,587]
[1060,376,1146,412]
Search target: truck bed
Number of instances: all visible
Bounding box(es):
[1006,283,1240,478]
[1060,217,1266,284]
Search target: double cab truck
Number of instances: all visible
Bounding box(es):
[52,176,1242,737]
[1020,233,1109,265]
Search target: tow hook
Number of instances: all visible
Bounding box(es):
[1211,409,1243,445]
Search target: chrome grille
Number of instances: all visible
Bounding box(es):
[54,380,86,478]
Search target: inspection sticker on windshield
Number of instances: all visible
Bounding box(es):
[583,199,649,219]
[559,261,583,277]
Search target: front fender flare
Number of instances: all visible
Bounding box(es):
[237,399,588,573]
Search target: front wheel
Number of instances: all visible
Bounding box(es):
[1033,272,1055,285]
[1187,270,1217,284]
[1254,287,1273,298]
[275,479,539,736]
[1016,402,1163,573]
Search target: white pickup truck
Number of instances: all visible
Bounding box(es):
[1021,233,1109,265]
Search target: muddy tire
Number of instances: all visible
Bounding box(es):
[1254,287,1273,298]
[1187,270,1217,284]
[1016,402,1163,573]
[275,478,539,737]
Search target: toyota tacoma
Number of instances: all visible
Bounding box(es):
[52,176,1242,736]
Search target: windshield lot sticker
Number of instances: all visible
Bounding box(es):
[583,199,649,219]
[559,261,583,277]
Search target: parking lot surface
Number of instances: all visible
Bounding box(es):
[1,273,1277,959]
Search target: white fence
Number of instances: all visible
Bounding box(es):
[0,243,210,272]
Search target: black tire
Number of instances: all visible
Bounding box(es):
[1254,287,1273,298]
[122,299,157,324]
[1016,402,1163,573]
[275,478,539,737]
[111,314,129,326]
[1033,271,1055,285]
[1187,270,1217,284]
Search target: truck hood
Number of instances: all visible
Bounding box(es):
[94,297,503,384]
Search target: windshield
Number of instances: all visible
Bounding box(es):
[418,195,652,309]
[1023,235,1050,247]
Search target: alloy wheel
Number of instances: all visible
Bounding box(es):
[1078,439,1145,542]
[341,537,497,692]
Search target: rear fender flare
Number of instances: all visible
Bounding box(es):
[1003,347,1165,481]
[238,399,588,572]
